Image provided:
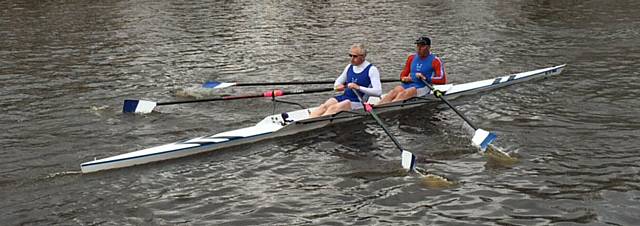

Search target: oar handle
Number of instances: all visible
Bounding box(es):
[421,79,478,130]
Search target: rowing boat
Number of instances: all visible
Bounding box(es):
[81,64,566,173]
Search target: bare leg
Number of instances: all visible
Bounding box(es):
[392,87,418,102]
[379,86,405,104]
[322,100,352,116]
[309,98,338,118]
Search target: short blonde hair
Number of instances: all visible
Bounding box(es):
[350,43,367,57]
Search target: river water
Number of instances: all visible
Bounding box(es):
[1,0,639,225]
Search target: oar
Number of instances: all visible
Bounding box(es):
[123,87,334,113]
[203,78,398,89]
[352,90,416,172]
[419,78,499,152]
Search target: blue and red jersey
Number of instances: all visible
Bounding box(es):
[400,53,446,89]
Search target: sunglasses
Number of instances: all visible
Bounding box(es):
[348,54,362,58]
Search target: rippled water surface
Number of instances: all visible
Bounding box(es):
[1,0,639,225]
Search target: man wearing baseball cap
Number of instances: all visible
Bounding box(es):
[379,36,447,104]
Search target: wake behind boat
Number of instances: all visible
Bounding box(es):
[81,65,566,173]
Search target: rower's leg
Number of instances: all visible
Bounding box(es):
[322,100,352,116]
[309,98,338,118]
[379,86,404,104]
[393,87,417,102]
[309,98,338,117]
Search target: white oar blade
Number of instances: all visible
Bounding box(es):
[472,129,497,151]
[401,150,417,172]
[202,81,236,89]
[123,100,157,113]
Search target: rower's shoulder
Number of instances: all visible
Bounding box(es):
[404,54,415,63]
[362,60,376,68]
[367,62,380,72]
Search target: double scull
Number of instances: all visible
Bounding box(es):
[81,64,566,173]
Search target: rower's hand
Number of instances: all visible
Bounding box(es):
[416,72,427,81]
[433,89,444,98]
[347,83,360,90]
[334,84,345,92]
[401,77,412,83]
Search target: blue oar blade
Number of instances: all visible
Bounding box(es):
[401,150,417,172]
[123,99,139,113]
[202,81,236,89]
[202,81,221,88]
[472,129,497,151]
[123,99,157,113]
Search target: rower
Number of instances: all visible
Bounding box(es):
[309,43,382,117]
[378,36,447,104]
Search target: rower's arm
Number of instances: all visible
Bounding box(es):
[431,56,447,84]
[399,55,414,82]
[358,66,382,97]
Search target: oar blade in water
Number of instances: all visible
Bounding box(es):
[401,150,416,172]
[421,174,456,189]
[471,128,497,151]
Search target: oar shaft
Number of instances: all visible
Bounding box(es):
[281,87,334,95]
[235,78,398,86]
[238,80,400,86]
[367,106,406,153]
[353,91,405,153]
[206,78,398,88]
[157,94,263,105]
[157,87,334,106]
[353,90,417,171]
[421,79,500,152]
[423,82,478,130]
[231,80,334,86]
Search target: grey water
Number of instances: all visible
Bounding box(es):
[1,0,639,225]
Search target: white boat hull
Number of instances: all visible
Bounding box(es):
[81,65,566,173]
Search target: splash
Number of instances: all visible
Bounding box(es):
[175,85,215,99]
[485,144,519,166]
[88,105,111,116]
[421,173,456,189]
[414,168,456,189]
[45,171,83,179]
[90,105,109,111]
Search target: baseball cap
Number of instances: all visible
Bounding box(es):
[415,36,431,45]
